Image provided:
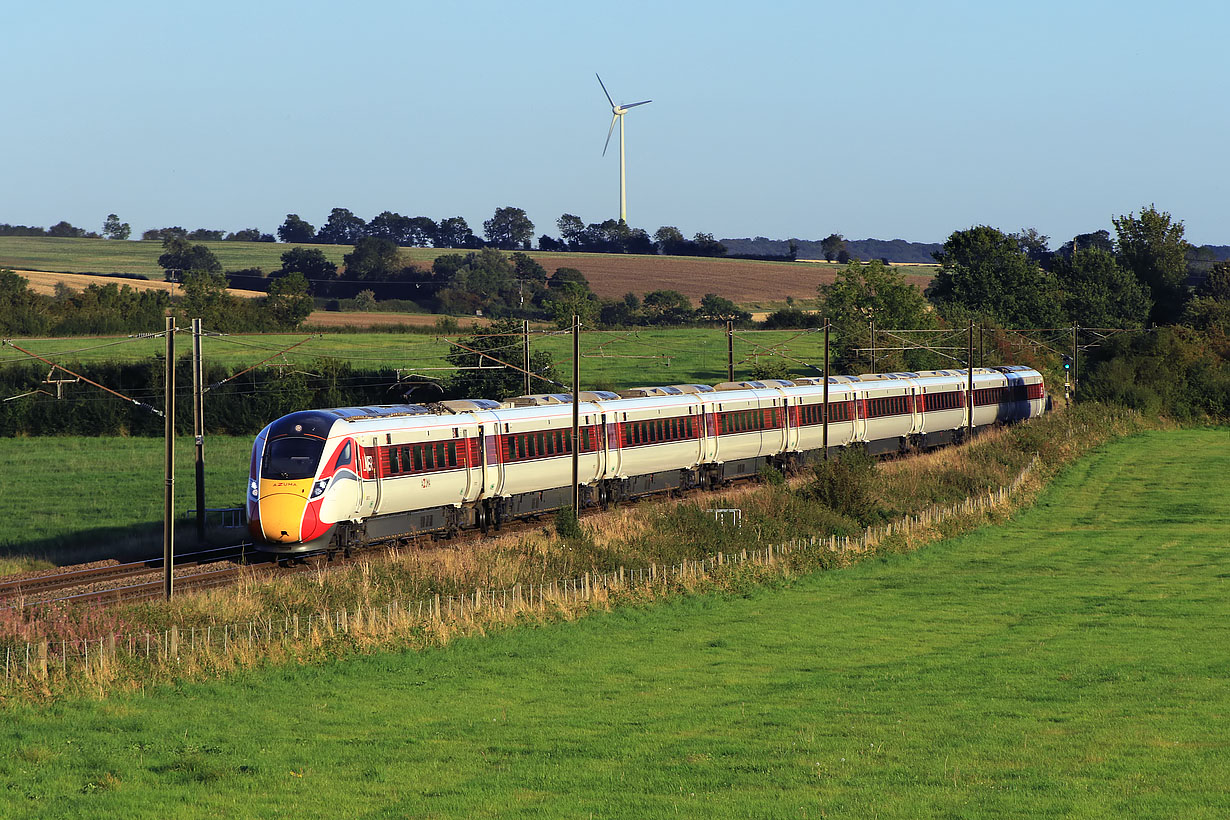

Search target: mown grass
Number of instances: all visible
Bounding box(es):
[0,427,1225,817]
[0,436,253,569]
[3,326,831,389]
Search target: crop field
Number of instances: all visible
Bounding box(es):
[0,236,928,305]
[3,327,834,389]
[0,429,1225,817]
[0,436,253,569]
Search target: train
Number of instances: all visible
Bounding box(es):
[247,365,1047,553]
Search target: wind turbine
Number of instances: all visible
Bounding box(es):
[597,73,651,224]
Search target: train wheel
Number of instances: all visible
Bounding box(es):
[476,502,489,535]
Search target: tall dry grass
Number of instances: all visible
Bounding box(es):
[1,402,1157,701]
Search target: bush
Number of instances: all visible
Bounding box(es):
[799,447,879,525]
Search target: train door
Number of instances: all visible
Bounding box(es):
[356,436,380,518]
[479,424,503,496]
[603,412,622,476]
[593,412,608,478]
[851,391,867,443]
[701,400,719,463]
[784,396,800,452]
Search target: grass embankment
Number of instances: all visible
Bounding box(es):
[0,437,253,571]
[0,424,1225,817]
[0,404,1151,678]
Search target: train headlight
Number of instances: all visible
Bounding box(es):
[309,478,330,499]
[249,479,259,500]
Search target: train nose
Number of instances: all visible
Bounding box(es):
[257,479,311,543]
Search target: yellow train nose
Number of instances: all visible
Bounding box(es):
[258,479,311,543]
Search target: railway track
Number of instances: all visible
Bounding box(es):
[0,543,269,607]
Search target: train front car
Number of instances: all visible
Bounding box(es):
[248,410,354,552]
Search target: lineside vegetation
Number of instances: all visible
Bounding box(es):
[0,422,1225,817]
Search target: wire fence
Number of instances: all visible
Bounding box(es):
[1,456,1038,694]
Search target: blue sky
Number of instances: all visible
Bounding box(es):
[2,0,1227,245]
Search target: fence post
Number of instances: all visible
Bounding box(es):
[170,626,179,660]
[35,641,47,683]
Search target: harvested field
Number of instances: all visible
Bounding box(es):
[304,311,482,329]
[11,269,265,299]
[530,253,836,301]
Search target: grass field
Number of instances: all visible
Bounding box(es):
[0,437,253,567]
[0,428,1225,817]
[0,236,918,304]
[3,327,832,389]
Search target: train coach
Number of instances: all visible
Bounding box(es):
[247,365,1046,553]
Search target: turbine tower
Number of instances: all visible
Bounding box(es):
[597,73,651,224]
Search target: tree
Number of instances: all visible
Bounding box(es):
[0,269,49,335]
[278,247,338,282]
[407,216,438,247]
[820,233,846,263]
[342,237,401,280]
[445,317,556,401]
[437,216,478,248]
[1053,248,1151,329]
[928,225,1064,328]
[558,214,586,249]
[277,214,316,244]
[158,237,222,279]
[548,267,590,291]
[543,282,599,328]
[143,226,187,241]
[1055,229,1115,260]
[483,206,535,250]
[698,293,752,324]
[1184,260,1230,333]
[225,228,273,242]
[178,270,236,329]
[691,232,726,257]
[821,259,937,371]
[316,207,367,245]
[1010,228,1050,265]
[264,272,315,329]
[642,289,694,324]
[187,228,224,241]
[654,226,687,255]
[102,214,131,240]
[367,211,415,245]
[47,221,90,238]
[1113,205,1191,325]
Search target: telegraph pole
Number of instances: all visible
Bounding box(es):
[822,319,830,460]
[726,320,734,382]
[163,316,175,601]
[1071,324,1079,402]
[966,319,975,440]
[192,318,206,542]
[522,319,531,396]
[869,320,876,372]
[571,314,581,513]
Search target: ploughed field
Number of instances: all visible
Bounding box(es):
[1,429,1225,817]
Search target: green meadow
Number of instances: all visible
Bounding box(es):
[1,428,1225,818]
[4,327,828,389]
[0,436,253,568]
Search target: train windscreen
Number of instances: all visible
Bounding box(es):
[262,437,325,480]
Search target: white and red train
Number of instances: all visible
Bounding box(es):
[247,366,1046,553]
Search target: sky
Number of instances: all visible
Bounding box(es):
[2,0,1228,246]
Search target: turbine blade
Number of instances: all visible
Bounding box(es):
[595,73,615,108]
[622,100,652,109]
[603,114,618,156]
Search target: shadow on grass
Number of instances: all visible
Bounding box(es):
[0,522,247,571]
